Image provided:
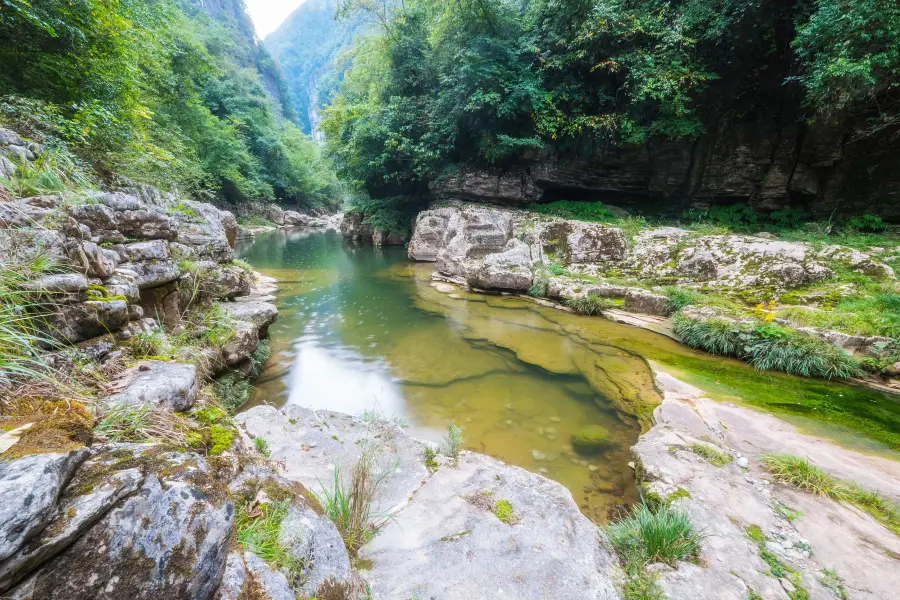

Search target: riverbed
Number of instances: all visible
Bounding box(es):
[238,228,900,522]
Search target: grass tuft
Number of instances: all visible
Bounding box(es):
[441,422,463,458]
[235,498,305,587]
[607,503,703,572]
[761,453,900,534]
[317,450,389,556]
[688,443,732,467]
[565,294,617,316]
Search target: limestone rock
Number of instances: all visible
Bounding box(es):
[96,192,177,241]
[469,239,533,291]
[0,449,89,562]
[571,424,611,453]
[217,301,277,334]
[0,468,144,592]
[115,240,169,262]
[408,208,454,261]
[339,212,372,242]
[220,321,260,366]
[279,506,353,597]
[624,289,669,316]
[67,204,123,244]
[563,222,627,263]
[22,274,89,294]
[372,228,406,246]
[436,207,512,280]
[241,552,295,600]
[66,240,120,278]
[103,361,198,412]
[172,200,237,262]
[21,448,234,600]
[43,300,129,345]
[118,259,180,289]
[213,551,246,600]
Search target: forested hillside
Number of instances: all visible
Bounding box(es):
[324,0,900,222]
[265,0,367,139]
[0,0,339,209]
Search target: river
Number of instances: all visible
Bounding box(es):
[238,227,900,523]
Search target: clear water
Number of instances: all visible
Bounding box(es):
[238,228,900,522]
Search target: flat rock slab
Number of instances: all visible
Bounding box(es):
[636,368,900,600]
[236,405,621,600]
[103,360,198,412]
[236,405,429,516]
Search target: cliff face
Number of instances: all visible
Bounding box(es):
[433,118,900,219]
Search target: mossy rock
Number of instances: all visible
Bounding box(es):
[570,424,611,453]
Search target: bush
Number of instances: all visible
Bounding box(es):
[844,214,887,233]
[442,422,464,458]
[768,207,810,230]
[528,200,616,222]
[565,295,617,316]
[673,314,860,379]
[528,271,549,298]
[607,504,703,572]
[236,498,304,586]
[662,287,703,313]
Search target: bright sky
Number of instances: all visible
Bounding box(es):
[245,0,308,38]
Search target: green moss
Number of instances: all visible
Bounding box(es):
[571,424,611,453]
[208,425,235,455]
[667,488,692,502]
[492,499,518,524]
[2,401,93,459]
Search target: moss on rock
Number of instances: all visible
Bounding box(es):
[571,424,611,453]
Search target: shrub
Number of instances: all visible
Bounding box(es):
[528,200,616,222]
[528,271,549,298]
[844,214,887,233]
[565,295,616,316]
[253,435,271,458]
[441,422,464,458]
[607,504,703,573]
[768,207,809,230]
[662,287,703,313]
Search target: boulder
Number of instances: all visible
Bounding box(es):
[624,289,670,316]
[118,259,180,290]
[190,262,251,300]
[67,204,123,244]
[279,506,353,597]
[220,321,260,367]
[96,193,176,241]
[0,449,89,561]
[436,207,513,279]
[217,301,278,334]
[22,273,89,294]
[19,448,234,600]
[64,240,120,278]
[171,200,237,261]
[339,212,372,242]
[0,467,143,592]
[408,208,454,261]
[372,228,406,246]
[43,300,129,345]
[264,205,286,226]
[0,156,16,178]
[469,239,533,291]
[103,361,198,412]
[564,222,627,263]
[115,240,169,262]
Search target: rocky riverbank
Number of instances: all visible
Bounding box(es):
[402,202,900,388]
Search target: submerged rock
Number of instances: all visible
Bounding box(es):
[571,425,611,453]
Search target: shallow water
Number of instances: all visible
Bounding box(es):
[239,228,900,522]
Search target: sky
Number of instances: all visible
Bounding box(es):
[245,0,307,38]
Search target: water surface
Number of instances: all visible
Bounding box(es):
[239,229,900,522]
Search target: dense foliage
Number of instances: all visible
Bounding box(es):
[323,0,900,197]
[0,0,339,208]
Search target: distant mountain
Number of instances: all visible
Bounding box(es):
[264,0,367,139]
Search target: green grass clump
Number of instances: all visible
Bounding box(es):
[441,422,463,458]
[528,270,549,298]
[93,401,185,445]
[253,436,271,458]
[622,571,665,600]
[236,499,304,586]
[317,451,388,555]
[565,295,617,316]
[213,373,253,414]
[238,215,277,228]
[607,504,703,572]
[761,453,900,534]
[673,315,860,379]
[663,287,704,313]
[688,443,732,467]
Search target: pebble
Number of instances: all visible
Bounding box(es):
[579,460,589,467]
[549,416,561,422]
[737,457,749,469]
[627,461,635,470]
[505,420,513,426]
[546,434,557,441]
[588,465,598,472]
[545,427,557,435]
[531,449,547,461]
[537,427,544,435]
[539,468,548,474]
[504,403,514,410]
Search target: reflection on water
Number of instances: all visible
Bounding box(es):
[239,228,900,522]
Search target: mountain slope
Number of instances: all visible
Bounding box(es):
[264,0,367,138]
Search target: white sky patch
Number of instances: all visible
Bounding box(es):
[245,0,308,38]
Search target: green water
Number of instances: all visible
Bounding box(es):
[238,229,900,522]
